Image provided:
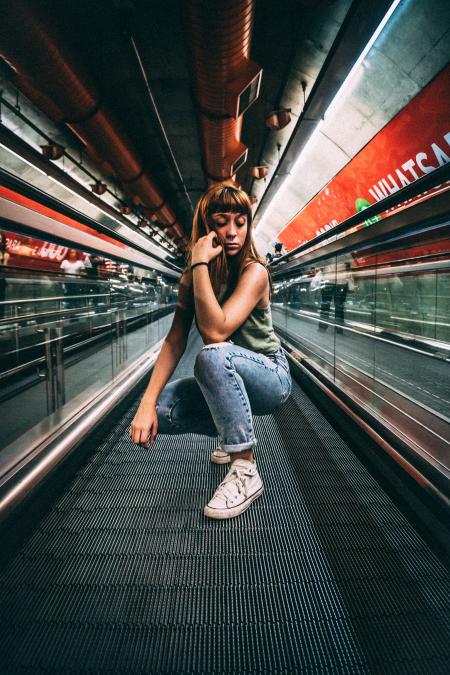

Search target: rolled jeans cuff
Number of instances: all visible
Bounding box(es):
[221,438,257,454]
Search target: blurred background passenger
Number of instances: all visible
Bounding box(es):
[310,267,323,293]
[334,262,355,332]
[273,241,286,258]
[85,254,104,304]
[317,265,334,331]
[0,232,10,319]
[60,249,85,304]
[60,248,85,276]
[318,262,355,333]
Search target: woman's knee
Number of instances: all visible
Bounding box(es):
[194,342,230,380]
[155,394,174,433]
[155,381,181,432]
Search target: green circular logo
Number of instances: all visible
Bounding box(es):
[355,197,372,212]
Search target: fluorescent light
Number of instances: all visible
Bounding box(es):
[256,0,402,230]
[1,144,49,178]
[325,0,402,116]
[1,143,174,258]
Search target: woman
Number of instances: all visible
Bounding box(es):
[130,183,292,519]
[60,248,86,276]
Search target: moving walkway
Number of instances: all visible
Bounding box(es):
[0,163,449,673]
[1,331,449,673]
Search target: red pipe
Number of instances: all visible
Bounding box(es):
[0,0,181,235]
[186,0,257,182]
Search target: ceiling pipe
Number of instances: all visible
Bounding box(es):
[13,75,66,125]
[0,0,183,241]
[186,0,262,184]
[0,125,180,266]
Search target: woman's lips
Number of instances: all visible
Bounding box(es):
[225,244,239,248]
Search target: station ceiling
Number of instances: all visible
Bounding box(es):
[0,0,353,256]
[0,0,448,260]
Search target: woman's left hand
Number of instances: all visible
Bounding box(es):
[191,231,223,265]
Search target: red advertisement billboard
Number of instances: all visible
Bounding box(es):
[278,64,450,251]
[1,230,79,272]
[0,184,125,271]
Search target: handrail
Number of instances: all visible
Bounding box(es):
[1,292,117,305]
[271,163,450,266]
[1,305,117,327]
[0,263,154,283]
[273,257,450,284]
[0,298,162,327]
[0,338,165,521]
[0,303,176,382]
[1,288,160,307]
[2,289,150,302]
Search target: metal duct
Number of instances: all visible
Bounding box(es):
[186,0,261,183]
[14,75,66,125]
[0,0,182,238]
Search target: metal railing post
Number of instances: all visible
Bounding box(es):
[43,327,55,415]
[54,325,66,408]
[112,307,120,374]
[14,304,19,354]
[41,325,66,414]
[120,306,127,364]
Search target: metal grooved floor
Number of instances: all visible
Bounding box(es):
[1,335,449,673]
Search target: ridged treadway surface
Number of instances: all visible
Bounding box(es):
[1,333,449,673]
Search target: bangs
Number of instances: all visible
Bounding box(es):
[206,185,251,216]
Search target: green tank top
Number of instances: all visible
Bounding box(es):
[228,304,281,355]
[219,263,281,356]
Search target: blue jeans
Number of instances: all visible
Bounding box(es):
[156,343,292,453]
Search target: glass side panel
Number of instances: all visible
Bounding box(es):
[436,270,450,343]
[331,253,376,412]
[61,306,115,404]
[0,228,178,451]
[272,220,450,465]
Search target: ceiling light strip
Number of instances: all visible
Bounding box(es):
[255,0,403,230]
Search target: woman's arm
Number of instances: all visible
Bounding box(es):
[139,312,190,407]
[130,273,194,446]
[193,262,268,343]
[139,272,194,406]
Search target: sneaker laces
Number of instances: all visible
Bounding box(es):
[215,465,250,505]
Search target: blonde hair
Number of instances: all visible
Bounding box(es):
[188,183,268,298]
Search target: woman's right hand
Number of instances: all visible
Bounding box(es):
[129,402,158,448]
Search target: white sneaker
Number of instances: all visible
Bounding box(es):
[210,448,230,464]
[204,459,263,520]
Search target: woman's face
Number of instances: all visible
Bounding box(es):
[210,211,248,256]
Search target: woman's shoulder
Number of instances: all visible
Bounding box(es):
[241,259,270,286]
[242,257,268,273]
[240,258,270,297]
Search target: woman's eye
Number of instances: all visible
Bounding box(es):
[237,219,246,227]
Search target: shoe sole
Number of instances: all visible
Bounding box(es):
[210,452,231,464]
[203,486,264,520]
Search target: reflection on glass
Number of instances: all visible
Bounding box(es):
[0,228,177,451]
[271,227,450,455]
